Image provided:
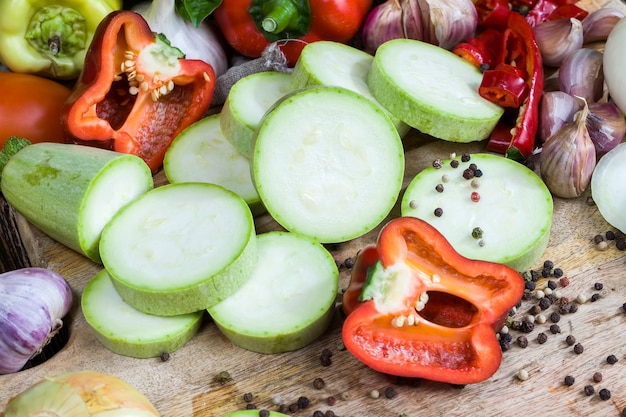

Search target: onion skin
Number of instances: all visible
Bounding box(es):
[3,371,161,416]
[586,101,626,158]
[0,268,73,374]
[558,48,604,103]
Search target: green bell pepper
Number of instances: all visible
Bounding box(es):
[0,0,121,79]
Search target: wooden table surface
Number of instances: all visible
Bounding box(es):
[2,1,626,415]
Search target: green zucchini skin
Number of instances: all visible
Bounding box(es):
[1,143,153,263]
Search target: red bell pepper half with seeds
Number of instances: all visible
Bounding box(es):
[62,11,216,172]
[342,217,524,384]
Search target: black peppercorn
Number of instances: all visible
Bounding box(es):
[434,207,443,217]
[243,392,254,402]
[344,257,355,269]
[599,388,611,401]
[461,153,471,162]
[435,183,444,193]
[520,320,535,333]
[537,332,548,344]
[593,372,603,383]
[606,230,616,240]
[594,282,604,290]
[525,281,536,291]
[324,411,336,417]
[569,304,578,314]
[564,375,575,386]
[565,335,576,346]
[297,396,310,409]
[473,169,483,177]
[607,354,618,364]
[517,335,528,348]
[539,297,552,310]
[245,403,256,410]
[450,159,460,168]
[543,260,554,270]
[550,312,561,323]
[547,280,558,290]
[549,324,561,334]
[584,385,595,396]
[160,352,170,362]
[259,410,270,417]
[313,377,326,389]
[616,238,626,251]
[313,411,325,417]
[573,343,584,354]
[384,386,397,399]
[591,293,600,302]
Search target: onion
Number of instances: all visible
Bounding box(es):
[603,16,626,115]
[133,0,228,77]
[591,142,626,234]
[361,0,477,54]
[0,268,73,374]
[3,371,160,416]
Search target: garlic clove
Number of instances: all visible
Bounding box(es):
[429,0,477,50]
[586,101,626,158]
[538,91,581,143]
[558,48,604,103]
[582,8,625,44]
[534,18,584,67]
[540,100,597,198]
[361,0,407,55]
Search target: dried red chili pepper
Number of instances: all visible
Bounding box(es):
[341,217,524,384]
[475,0,511,30]
[62,11,216,172]
[451,28,503,69]
[479,63,529,107]
[486,12,544,161]
[547,3,589,20]
[213,0,372,66]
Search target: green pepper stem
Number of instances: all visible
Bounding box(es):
[25,5,87,59]
[261,0,299,34]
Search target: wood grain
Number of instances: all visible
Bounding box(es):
[2,2,626,415]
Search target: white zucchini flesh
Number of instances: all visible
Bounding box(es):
[0,143,153,264]
[163,114,263,215]
[591,142,626,234]
[290,40,410,137]
[99,182,257,316]
[401,153,553,272]
[208,231,338,354]
[253,86,405,244]
[82,269,203,358]
[367,39,504,143]
[220,71,294,159]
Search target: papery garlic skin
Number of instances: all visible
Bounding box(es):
[534,18,584,67]
[362,0,406,54]
[586,101,626,158]
[583,8,625,44]
[0,268,73,374]
[538,91,580,143]
[540,102,596,198]
[558,48,604,103]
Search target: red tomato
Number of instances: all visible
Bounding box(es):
[0,72,72,147]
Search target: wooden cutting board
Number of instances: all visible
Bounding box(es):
[2,2,626,415]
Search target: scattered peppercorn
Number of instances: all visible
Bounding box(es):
[525,281,536,291]
[370,389,380,399]
[593,372,603,383]
[160,352,170,362]
[549,324,561,334]
[259,410,270,417]
[547,280,558,290]
[434,207,443,217]
[313,411,325,417]
[550,312,561,323]
[593,234,604,244]
[517,335,528,348]
[462,168,474,179]
[539,297,552,310]
[432,159,443,169]
[543,260,554,270]
[344,257,355,269]
[288,402,299,413]
[573,343,584,354]
[559,276,570,287]
[450,159,460,168]
[607,354,618,364]
[313,377,326,390]
[215,371,232,384]
[606,230,616,240]
[320,348,333,366]
[569,304,578,314]
[245,403,256,410]
[326,396,336,406]
[565,335,576,346]
[384,386,397,399]
[520,320,535,333]
[470,191,480,202]
[599,388,611,400]
[590,293,600,302]
[594,282,604,291]
[471,227,483,239]
[297,396,310,409]
[552,268,563,278]
[461,153,471,162]
[517,369,529,381]
[243,392,254,402]
[584,385,595,396]
[324,411,336,417]
[623,302,626,313]
[537,332,548,344]
[435,183,444,193]
[616,238,626,251]
[564,375,575,386]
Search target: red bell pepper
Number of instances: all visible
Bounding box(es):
[342,217,524,384]
[547,3,589,20]
[213,0,372,66]
[62,11,216,172]
[524,0,559,26]
[486,11,544,161]
[479,63,529,107]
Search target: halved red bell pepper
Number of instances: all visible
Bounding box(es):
[342,217,524,384]
[213,0,372,66]
[475,0,511,31]
[61,11,216,172]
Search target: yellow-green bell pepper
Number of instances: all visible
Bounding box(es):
[0,0,122,79]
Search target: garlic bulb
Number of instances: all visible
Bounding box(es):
[586,101,626,158]
[534,18,584,67]
[0,268,73,374]
[361,0,477,54]
[538,91,580,143]
[583,8,625,44]
[540,100,596,198]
